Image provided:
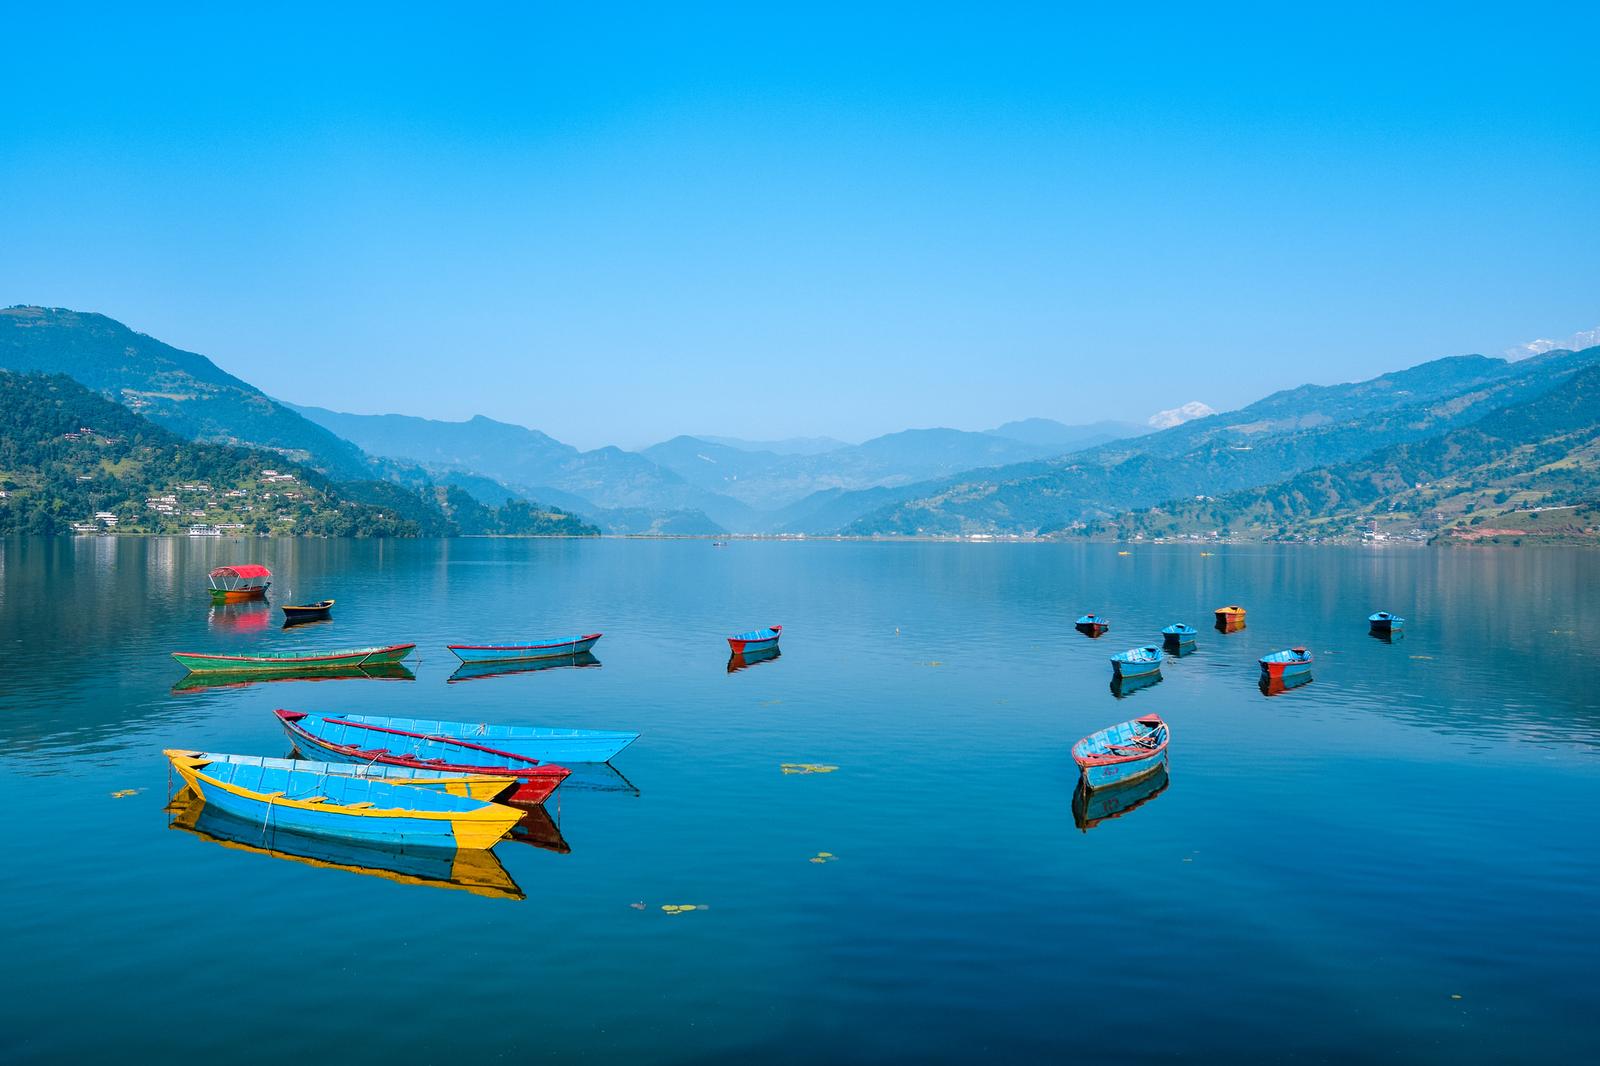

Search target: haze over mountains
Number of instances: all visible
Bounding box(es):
[3,304,1598,542]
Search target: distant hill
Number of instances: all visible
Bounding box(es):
[0,307,376,480]
[1096,357,1600,543]
[699,435,850,456]
[840,347,1600,535]
[988,417,1143,449]
[292,406,747,532]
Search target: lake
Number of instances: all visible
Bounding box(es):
[1,537,1596,1062]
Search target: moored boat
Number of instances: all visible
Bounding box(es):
[1075,613,1110,636]
[165,749,521,850]
[1071,714,1170,791]
[1161,622,1197,647]
[1214,604,1246,630]
[1259,646,1313,680]
[208,564,271,603]
[728,625,782,654]
[172,643,415,674]
[275,710,574,805]
[1110,645,1163,679]
[281,599,334,623]
[1368,611,1405,634]
[166,751,518,802]
[448,633,602,664]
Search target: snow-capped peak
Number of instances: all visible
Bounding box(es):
[1504,326,1600,360]
[1147,401,1216,429]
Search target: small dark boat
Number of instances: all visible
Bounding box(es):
[1161,623,1197,648]
[1110,646,1163,679]
[1075,613,1110,636]
[1368,611,1405,635]
[281,599,335,623]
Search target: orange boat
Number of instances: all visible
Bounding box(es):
[208,564,272,603]
[1214,604,1246,632]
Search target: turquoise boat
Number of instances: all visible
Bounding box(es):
[1368,611,1405,634]
[1110,646,1163,679]
[448,633,602,664]
[167,751,518,802]
[165,750,521,850]
[1071,714,1169,791]
[1161,623,1197,647]
[298,712,639,764]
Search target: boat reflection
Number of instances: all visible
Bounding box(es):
[1367,629,1404,644]
[166,794,524,900]
[1110,671,1164,699]
[727,645,782,673]
[1072,764,1170,831]
[557,761,641,796]
[1214,617,1247,634]
[282,615,334,630]
[507,806,571,854]
[447,652,601,684]
[171,662,416,694]
[1259,672,1314,697]
[1164,640,1197,658]
[207,602,273,633]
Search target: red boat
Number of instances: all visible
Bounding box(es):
[208,564,272,603]
[274,710,571,805]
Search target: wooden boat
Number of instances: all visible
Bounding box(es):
[1214,604,1246,631]
[168,794,524,900]
[1073,763,1169,831]
[275,711,573,805]
[165,750,521,850]
[447,652,600,684]
[208,564,271,603]
[1368,611,1405,634]
[171,663,415,693]
[318,712,638,764]
[447,633,602,664]
[1110,645,1163,679]
[728,625,782,654]
[166,751,518,802]
[1259,647,1313,680]
[1161,623,1197,646]
[171,643,415,674]
[1071,714,1169,791]
[1075,613,1110,636]
[727,645,782,673]
[281,599,334,622]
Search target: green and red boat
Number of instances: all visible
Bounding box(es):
[208,564,272,604]
[172,643,416,675]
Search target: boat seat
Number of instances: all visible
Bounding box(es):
[345,801,375,809]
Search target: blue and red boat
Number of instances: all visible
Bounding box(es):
[448,633,602,664]
[1110,646,1163,679]
[1071,714,1169,791]
[1075,613,1110,636]
[1259,647,1313,681]
[728,626,781,654]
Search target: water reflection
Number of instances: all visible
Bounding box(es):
[447,652,601,684]
[1367,629,1404,644]
[1214,617,1247,634]
[1259,672,1314,697]
[166,794,524,900]
[1072,764,1170,831]
[727,646,782,673]
[558,761,642,796]
[207,602,273,633]
[508,806,571,854]
[171,663,416,694]
[282,615,335,630]
[1110,671,1164,699]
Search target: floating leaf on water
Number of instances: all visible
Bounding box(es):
[809,851,838,864]
[924,661,943,667]
[1410,655,1433,660]
[110,789,140,799]
[1450,994,1463,1000]
[781,763,840,775]
[630,902,646,910]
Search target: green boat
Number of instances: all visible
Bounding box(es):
[171,643,416,674]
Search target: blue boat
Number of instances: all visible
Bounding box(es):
[167,751,518,803]
[1075,613,1110,636]
[1259,647,1313,681]
[1161,623,1197,646]
[1110,645,1163,679]
[299,712,639,764]
[448,633,602,664]
[728,626,782,654]
[164,750,521,850]
[1368,611,1405,634]
[1071,714,1169,791]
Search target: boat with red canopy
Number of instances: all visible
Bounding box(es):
[208,564,272,603]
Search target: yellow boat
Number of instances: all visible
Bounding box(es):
[166,750,521,851]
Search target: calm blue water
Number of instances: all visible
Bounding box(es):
[1,537,1596,1062]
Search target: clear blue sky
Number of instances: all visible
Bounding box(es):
[3,2,1597,449]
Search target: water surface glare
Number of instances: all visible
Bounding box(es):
[1,537,1596,1062]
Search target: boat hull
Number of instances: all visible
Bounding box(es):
[210,586,268,604]
[281,600,334,622]
[172,643,415,674]
[167,753,519,850]
[1259,658,1313,680]
[727,626,782,654]
[449,634,601,664]
[330,713,638,764]
[276,712,572,804]
[168,751,517,803]
[1111,657,1162,679]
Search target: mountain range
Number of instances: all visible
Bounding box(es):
[4,303,1597,543]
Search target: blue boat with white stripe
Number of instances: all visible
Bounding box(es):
[1110,645,1163,679]
[448,633,602,664]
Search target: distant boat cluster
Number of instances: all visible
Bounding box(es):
[1068,602,1408,828]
